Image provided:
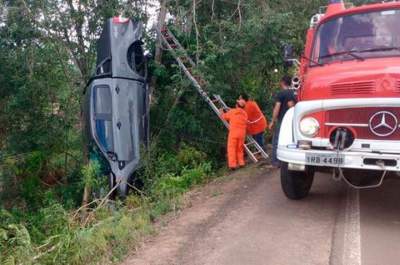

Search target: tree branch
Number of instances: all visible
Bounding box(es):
[237,0,242,31]
[192,0,200,64]
[211,0,215,21]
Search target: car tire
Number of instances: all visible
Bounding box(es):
[280,162,314,200]
[117,184,128,199]
[108,172,117,200]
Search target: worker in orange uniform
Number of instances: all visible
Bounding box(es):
[220,99,248,170]
[240,93,268,148]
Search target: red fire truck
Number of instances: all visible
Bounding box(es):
[278,0,400,199]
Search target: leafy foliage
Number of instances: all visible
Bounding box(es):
[0,145,211,264]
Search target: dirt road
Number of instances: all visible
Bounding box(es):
[122,166,400,265]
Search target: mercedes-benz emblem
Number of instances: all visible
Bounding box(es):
[369,111,398,137]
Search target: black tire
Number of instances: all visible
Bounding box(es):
[280,162,314,200]
[117,181,129,199]
[108,173,117,200]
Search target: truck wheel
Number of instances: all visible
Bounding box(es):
[280,162,314,200]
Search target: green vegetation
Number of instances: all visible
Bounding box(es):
[0,0,370,264]
[0,145,213,264]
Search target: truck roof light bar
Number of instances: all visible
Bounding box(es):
[326,0,346,15]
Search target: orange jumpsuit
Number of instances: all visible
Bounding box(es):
[244,100,267,135]
[221,108,248,169]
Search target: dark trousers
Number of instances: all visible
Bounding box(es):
[271,123,281,166]
[252,132,264,148]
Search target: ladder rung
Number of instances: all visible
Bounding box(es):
[247,139,258,145]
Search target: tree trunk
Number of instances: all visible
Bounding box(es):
[192,0,200,64]
[149,0,168,105]
[155,0,167,64]
[80,107,91,208]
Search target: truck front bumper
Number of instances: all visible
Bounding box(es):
[278,145,400,172]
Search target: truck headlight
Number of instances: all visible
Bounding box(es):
[300,117,320,137]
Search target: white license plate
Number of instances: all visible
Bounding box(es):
[305,153,345,166]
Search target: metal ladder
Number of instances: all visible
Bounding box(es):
[158,26,268,163]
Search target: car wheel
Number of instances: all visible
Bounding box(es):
[108,172,117,200]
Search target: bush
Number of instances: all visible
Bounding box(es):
[0,144,214,265]
[152,160,212,202]
[0,202,153,265]
[0,223,35,265]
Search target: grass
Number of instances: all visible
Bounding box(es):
[0,145,218,265]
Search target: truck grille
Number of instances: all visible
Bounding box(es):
[326,107,400,140]
[330,81,376,96]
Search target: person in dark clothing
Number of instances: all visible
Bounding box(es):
[269,76,296,167]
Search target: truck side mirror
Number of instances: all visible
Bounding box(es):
[282,44,301,68]
[283,44,294,60]
[283,44,295,67]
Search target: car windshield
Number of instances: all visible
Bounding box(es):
[311,9,400,65]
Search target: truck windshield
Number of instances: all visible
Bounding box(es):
[311,9,400,65]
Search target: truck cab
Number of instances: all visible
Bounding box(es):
[278,0,400,199]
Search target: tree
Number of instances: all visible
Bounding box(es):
[0,0,151,206]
